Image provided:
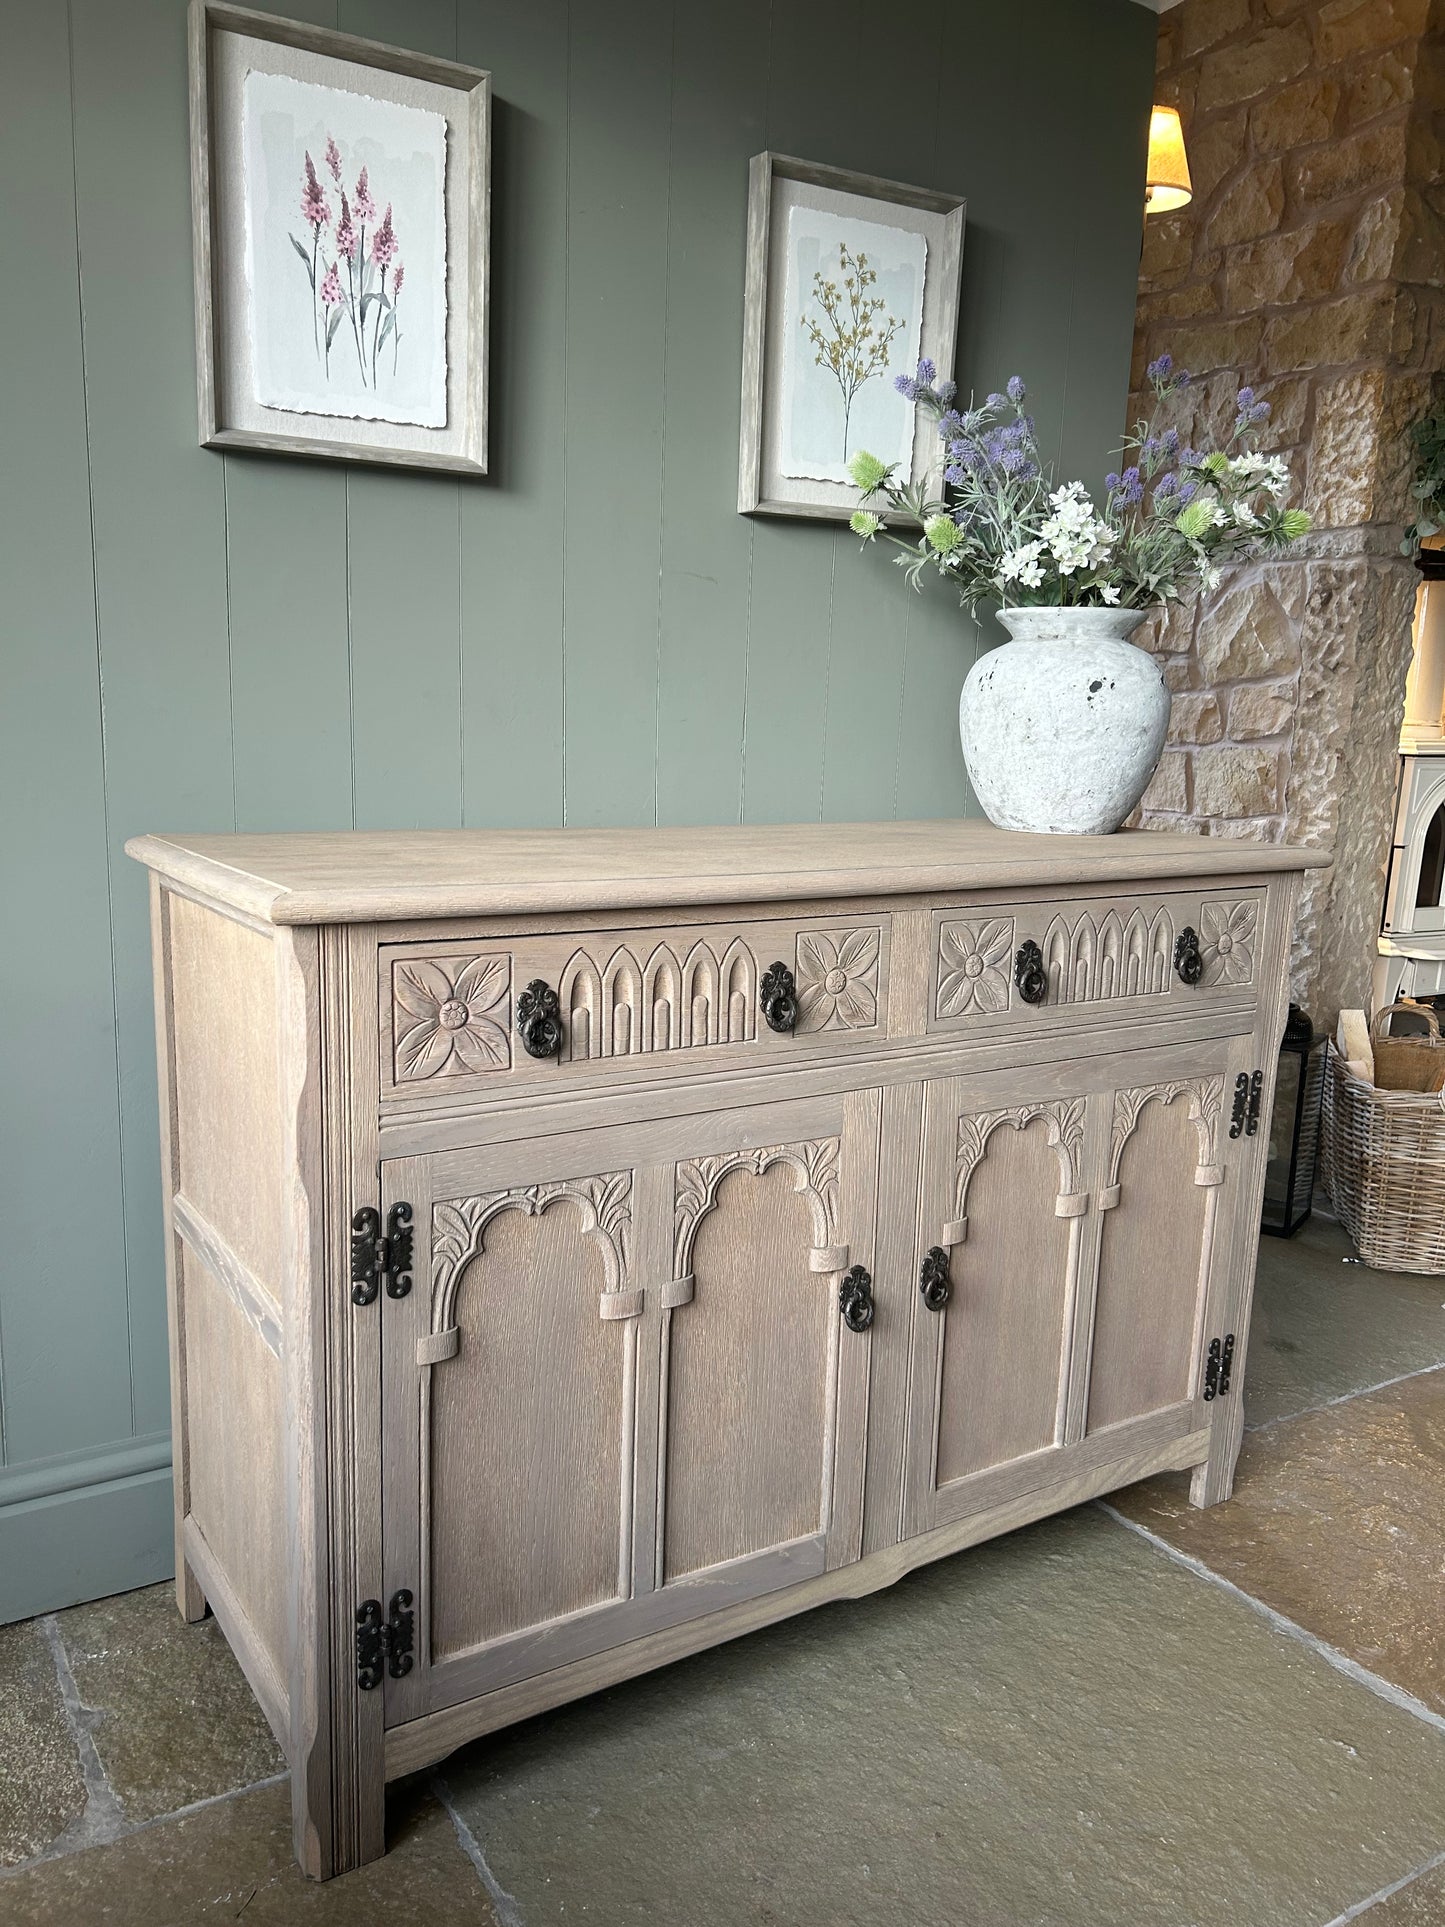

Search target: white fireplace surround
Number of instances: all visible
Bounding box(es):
[1379,559,1445,1005]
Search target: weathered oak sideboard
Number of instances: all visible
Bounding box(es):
[127,822,1326,1878]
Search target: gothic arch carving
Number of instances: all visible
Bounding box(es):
[672,1138,840,1280]
[1108,1076,1224,1189]
[954,1099,1087,1220]
[430,1172,633,1334]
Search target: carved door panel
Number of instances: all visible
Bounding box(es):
[900,1038,1242,1538]
[379,1090,879,1723]
[656,1089,879,1604]
[902,1073,1095,1537]
[1081,1046,1239,1439]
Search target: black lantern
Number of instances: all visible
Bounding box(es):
[1261,1004,1327,1237]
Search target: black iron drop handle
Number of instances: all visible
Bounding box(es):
[919,1246,952,1311]
[1014,939,1047,1007]
[838,1264,874,1333]
[516,979,564,1059]
[760,960,798,1034]
[1174,926,1204,986]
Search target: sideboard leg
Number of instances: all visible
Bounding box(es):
[1189,1399,1244,1509]
[177,1553,208,1624]
[290,1734,387,1881]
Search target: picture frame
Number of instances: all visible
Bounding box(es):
[738,153,966,522]
[188,0,491,475]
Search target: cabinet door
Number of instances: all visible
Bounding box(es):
[901,1041,1241,1539]
[379,1090,879,1724]
[1081,1048,1240,1439]
[902,1071,1094,1538]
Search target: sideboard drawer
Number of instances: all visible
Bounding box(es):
[928,886,1265,1034]
[379,913,891,1103]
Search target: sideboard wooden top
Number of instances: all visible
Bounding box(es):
[126,823,1329,927]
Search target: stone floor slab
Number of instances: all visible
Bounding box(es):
[1113,1365,1445,1718]
[1360,1861,1445,1923]
[445,1507,1445,1927]
[0,1619,85,1868]
[54,1582,285,1823]
[0,1780,494,1926]
[1246,1218,1445,1429]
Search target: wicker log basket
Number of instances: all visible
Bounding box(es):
[1322,1006,1445,1275]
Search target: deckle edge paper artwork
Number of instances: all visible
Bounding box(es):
[242,69,448,428]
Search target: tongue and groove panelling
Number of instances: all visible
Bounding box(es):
[0,0,1156,1617]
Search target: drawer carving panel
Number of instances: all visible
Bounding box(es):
[379,916,889,1102]
[392,954,512,1084]
[930,889,1263,1032]
[1198,898,1258,987]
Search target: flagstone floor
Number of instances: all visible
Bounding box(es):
[3,1214,1444,1926]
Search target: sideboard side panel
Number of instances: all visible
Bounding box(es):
[170,892,284,1286]
[149,877,204,1623]
[161,889,290,1727]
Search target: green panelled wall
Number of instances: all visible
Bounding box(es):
[0,0,1156,1618]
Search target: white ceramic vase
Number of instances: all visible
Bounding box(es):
[959,605,1170,835]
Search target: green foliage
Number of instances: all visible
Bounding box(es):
[1401,406,1445,554]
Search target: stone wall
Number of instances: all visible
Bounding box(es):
[1129,0,1445,1023]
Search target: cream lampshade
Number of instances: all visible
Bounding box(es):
[1145,105,1192,214]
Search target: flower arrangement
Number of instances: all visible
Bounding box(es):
[290,141,406,391]
[846,356,1311,611]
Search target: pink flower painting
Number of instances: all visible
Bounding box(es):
[247,69,445,427]
[289,142,407,394]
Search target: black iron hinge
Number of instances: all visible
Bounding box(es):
[355,1589,415,1690]
[350,1203,414,1305]
[1228,1070,1264,1140]
[1202,1332,1236,1402]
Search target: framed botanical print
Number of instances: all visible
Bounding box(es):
[188,1,491,474]
[738,153,966,521]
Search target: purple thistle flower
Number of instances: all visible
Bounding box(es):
[1146,352,1173,381]
[1236,386,1255,407]
[916,357,936,384]
[1119,465,1144,506]
[1000,446,1030,474]
[939,409,964,437]
[1105,471,1122,494]
[353,166,377,225]
[1161,427,1180,458]
[944,464,966,486]
[986,392,1007,409]
[1177,479,1198,504]
[324,134,342,183]
[371,203,399,268]
[1181,446,1202,468]
[1154,471,1179,500]
[894,374,920,401]
[301,152,331,230]
[935,379,956,404]
[1006,375,1026,403]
